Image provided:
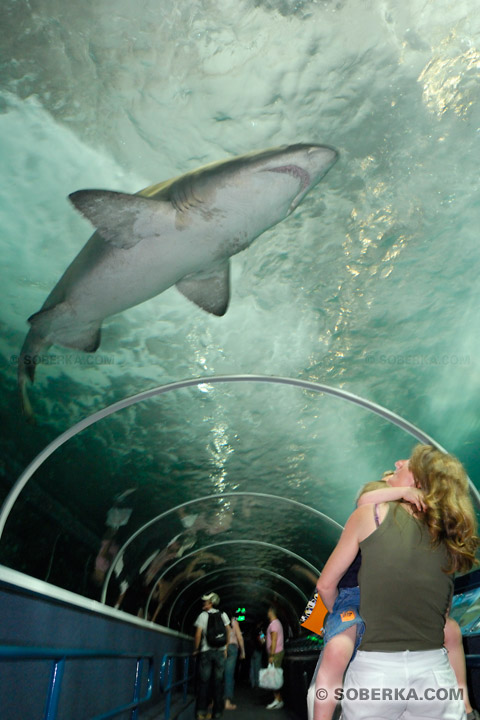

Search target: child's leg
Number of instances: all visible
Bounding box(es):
[444,616,473,714]
[313,624,356,720]
[307,652,323,720]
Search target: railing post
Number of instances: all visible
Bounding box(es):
[44,657,66,720]
[0,646,154,720]
[165,657,172,720]
[160,651,195,720]
[182,656,189,703]
[130,657,144,720]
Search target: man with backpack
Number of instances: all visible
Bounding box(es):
[193,592,231,720]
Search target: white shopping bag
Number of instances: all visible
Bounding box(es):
[259,663,284,690]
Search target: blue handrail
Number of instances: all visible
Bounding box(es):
[159,651,195,720]
[466,653,480,667]
[0,646,154,720]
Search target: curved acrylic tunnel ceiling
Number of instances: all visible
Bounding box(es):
[100,492,337,621]
[0,376,479,633]
[166,565,308,629]
[132,533,322,630]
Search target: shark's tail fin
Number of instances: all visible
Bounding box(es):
[18,329,49,424]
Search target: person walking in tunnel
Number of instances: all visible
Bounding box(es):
[194,592,231,720]
[249,622,265,688]
[265,605,285,710]
[224,610,246,710]
[316,445,479,720]
[309,471,478,720]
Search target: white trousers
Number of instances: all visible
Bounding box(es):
[341,648,466,720]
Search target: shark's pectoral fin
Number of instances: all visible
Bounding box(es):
[65,326,102,352]
[176,261,230,316]
[68,190,172,250]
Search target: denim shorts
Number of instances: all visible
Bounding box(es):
[323,586,364,650]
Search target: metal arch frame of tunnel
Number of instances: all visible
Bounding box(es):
[1,372,479,564]
[162,565,308,628]
[101,491,338,605]
[131,538,320,620]
[179,579,299,636]
[143,539,316,621]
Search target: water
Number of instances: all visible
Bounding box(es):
[0,0,479,624]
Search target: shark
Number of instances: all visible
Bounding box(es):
[18,143,338,421]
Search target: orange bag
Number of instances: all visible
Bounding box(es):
[299,591,328,635]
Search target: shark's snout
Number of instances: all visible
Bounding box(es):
[309,145,338,174]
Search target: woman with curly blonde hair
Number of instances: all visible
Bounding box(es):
[317,444,479,720]
[409,444,478,574]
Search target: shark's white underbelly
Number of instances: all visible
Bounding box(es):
[60,218,239,325]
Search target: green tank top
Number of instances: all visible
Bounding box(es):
[358,502,453,651]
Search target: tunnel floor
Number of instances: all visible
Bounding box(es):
[146,681,293,720]
[218,684,291,719]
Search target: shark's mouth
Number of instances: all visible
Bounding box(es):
[266,164,311,214]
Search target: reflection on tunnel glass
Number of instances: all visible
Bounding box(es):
[95,492,335,626]
[111,499,238,620]
[91,488,136,591]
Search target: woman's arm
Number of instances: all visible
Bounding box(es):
[357,486,426,511]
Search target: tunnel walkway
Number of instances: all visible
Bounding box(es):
[220,683,291,720]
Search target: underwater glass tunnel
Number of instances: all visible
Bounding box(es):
[0,1,480,718]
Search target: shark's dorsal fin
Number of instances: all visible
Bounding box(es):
[69,190,172,250]
[176,261,230,316]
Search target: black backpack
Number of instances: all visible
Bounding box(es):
[206,610,227,648]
